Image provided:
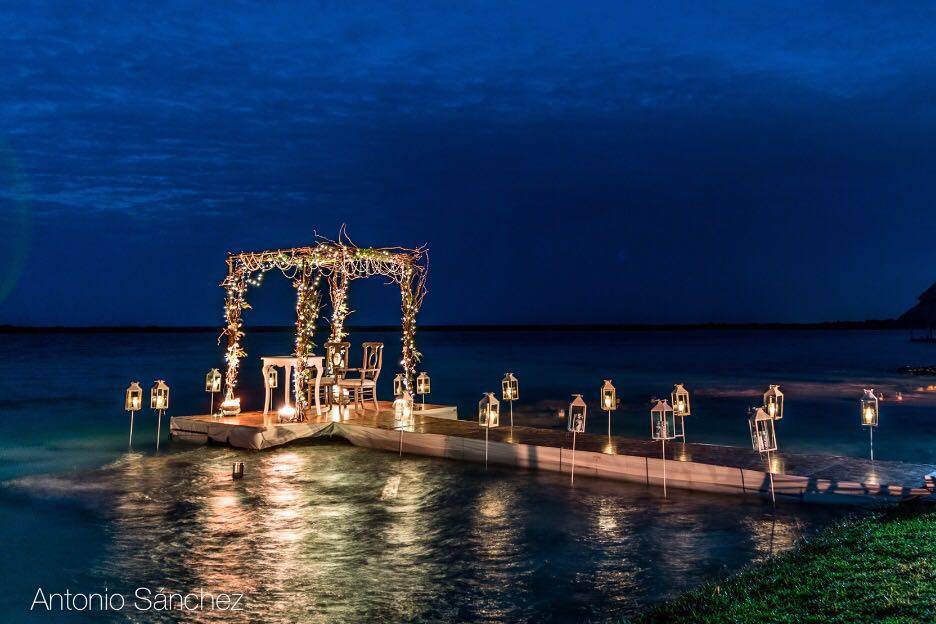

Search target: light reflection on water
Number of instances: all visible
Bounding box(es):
[7,441,848,623]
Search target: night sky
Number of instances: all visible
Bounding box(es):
[1,2,934,326]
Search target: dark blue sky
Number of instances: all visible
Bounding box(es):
[1,1,934,326]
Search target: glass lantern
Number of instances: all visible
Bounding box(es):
[860,389,879,427]
[393,391,414,427]
[650,399,675,440]
[151,380,170,411]
[568,394,588,433]
[502,373,519,402]
[125,381,143,411]
[393,373,405,397]
[671,384,690,417]
[416,372,431,395]
[205,368,222,393]
[478,392,500,428]
[267,367,279,389]
[749,407,777,452]
[601,380,616,411]
[763,385,784,420]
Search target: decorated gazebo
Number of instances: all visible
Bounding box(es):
[219,232,428,419]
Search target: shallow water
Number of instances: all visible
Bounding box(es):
[3,442,843,623]
[1,329,934,621]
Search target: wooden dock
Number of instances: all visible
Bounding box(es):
[170,403,936,506]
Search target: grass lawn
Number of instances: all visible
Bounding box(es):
[638,502,936,624]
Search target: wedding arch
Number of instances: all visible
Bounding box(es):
[219,230,428,418]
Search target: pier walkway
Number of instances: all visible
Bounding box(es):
[170,403,935,506]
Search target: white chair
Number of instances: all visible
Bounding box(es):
[338,342,383,412]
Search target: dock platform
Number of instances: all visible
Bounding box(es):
[170,403,936,506]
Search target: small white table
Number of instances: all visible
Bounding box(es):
[261,355,324,418]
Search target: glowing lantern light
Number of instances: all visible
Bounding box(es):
[151,379,170,411]
[393,373,405,397]
[601,380,616,440]
[267,367,279,390]
[502,373,519,428]
[860,388,880,461]
[220,390,241,417]
[671,383,690,440]
[416,372,431,410]
[278,405,297,421]
[151,380,170,452]
[478,392,500,468]
[124,381,142,449]
[763,385,784,420]
[125,381,143,412]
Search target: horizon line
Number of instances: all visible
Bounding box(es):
[0,319,915,334]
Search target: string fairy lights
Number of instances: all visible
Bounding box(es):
[218,229,428,419]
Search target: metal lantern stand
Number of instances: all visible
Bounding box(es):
[416,372,430,411]
[125,381,142,450]
[651,399,676,498]
[394,391,414,457]
[749,406,778,505]
[206,368,222,417]
[151,380,170,452]
[601,380,616,442]
[479,392,500,469]
[502,373,518,430]
[568,394,588,486]
[861,388,880,462]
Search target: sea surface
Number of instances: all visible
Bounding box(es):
[1,329,935,622]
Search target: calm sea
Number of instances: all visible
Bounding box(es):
[1,329,934,622]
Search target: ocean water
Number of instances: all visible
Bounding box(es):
[1,329,934,622]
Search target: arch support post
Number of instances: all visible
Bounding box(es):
[294,261,322,419]
[221,257,249,401]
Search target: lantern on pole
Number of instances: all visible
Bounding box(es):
[124,381,142,449]
[748,406,778,504]
[151,380,170,451]
[860,389,880,461]
[416,372,431,410]
[393,373,405,397]
[763,385,784,420]
[205,368,222,416]
[650,399,675,497]
[501,373,519,428]
[671,383,691,440]
[568,394,587,485]
[600,380,617,439]
[394,391,414,456]
[478,392,500,468]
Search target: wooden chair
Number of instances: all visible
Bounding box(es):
[338,342,383,412]
[318,341,350,406]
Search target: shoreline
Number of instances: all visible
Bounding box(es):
[638,501,936,623]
